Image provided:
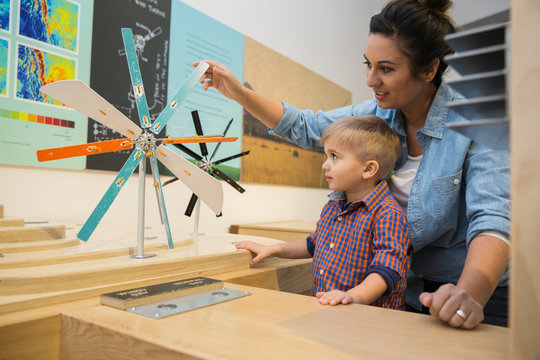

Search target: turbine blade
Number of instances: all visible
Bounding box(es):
[185,193,199,217]
[121,28,151,128]
[40,80,142,139]
[156,144,223,215]
[148,152,174,248]
[37,138,133,162]
[210,118,234,161]
[162,177,179,187]
[213,150,251,166]
[77,149,144,241]
[161,135,237,145]
[191,110,208,157]
[150,62,209,134]
[171,143,203,162]
[212,167,246,193]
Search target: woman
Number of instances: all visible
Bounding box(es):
[196,0,510,329]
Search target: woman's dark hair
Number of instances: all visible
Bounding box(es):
[369,0,455,87]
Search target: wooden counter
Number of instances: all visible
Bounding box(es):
[0,219,312,359]
[230,220,316,242]
[59,283,508,360]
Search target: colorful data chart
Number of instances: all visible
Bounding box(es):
[16,44,76,104]
[0,0,9,31]
[1,108,75,128]
[0,38,7,96]
[19,0,79,52]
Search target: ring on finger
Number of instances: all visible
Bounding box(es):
[455,309,467,320]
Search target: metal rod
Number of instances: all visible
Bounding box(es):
[132,156,156,259]
[192,198,201,238]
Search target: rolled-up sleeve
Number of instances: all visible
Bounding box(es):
[464,143,510,244]
[269,101,381,150]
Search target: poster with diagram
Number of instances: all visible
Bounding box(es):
[0,0,93,169]
[87,0,171,172]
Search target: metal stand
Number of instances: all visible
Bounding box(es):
[131,156,156,259]
[191,198,204,238]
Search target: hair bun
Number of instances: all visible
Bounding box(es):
[418,0,453,17]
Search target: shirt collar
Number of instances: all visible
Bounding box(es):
[420,82,453,139]
[327,180,391,212]
[392,82,454,140]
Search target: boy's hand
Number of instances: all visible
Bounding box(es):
[234,241,277,265]
[316,290,354,305]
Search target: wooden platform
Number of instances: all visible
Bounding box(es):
[59,284,508,360]
[230,220,316,242]
[0,212,313,359]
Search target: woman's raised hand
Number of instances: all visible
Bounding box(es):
[194,60,245,101]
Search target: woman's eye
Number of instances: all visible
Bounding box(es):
[363,60,372,69]
[381,66,392,73]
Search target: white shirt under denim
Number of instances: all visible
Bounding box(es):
[270,82,510,309]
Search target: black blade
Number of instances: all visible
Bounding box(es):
[212,167,245,193]
[209,118,234,161]
[191,110,208,157]
[213,150,250,166]
[162,177,179,187]
[185,193,199,217]
[173,143,203,162]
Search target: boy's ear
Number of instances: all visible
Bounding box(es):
[362,160,379,180]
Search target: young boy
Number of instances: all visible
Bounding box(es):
[235,115,411,309]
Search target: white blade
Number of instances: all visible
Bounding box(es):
[156,144,223,215]
[40,80,142,139]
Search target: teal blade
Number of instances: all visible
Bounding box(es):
[150,62,210,134]
[148,153,173,249]
[77,149,145,241]
[121,28,151,128]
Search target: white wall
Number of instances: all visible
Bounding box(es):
[0,0,510,241]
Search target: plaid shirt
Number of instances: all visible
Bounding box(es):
[308,180,411,309]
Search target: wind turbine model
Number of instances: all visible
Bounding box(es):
[37,28,236,257]
[163,110,249,236]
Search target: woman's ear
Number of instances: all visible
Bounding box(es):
[425,58,440,83]
[363,160,379,180]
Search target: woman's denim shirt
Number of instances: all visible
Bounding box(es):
[270,83,510,308]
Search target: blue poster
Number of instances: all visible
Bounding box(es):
[168,0,244,179]
[0,0,93,169]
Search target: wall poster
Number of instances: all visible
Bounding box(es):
[0,0,93,169]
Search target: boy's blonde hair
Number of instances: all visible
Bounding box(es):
[321,115,401,181]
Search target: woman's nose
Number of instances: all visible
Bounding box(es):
[366,68,379,88]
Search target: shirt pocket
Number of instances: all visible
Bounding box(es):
[431,170,463,247]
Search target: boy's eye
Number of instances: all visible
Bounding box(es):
[331,154,338,160]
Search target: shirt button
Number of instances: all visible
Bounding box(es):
[319,269,324,275]
[454,178,460,185]
[337,216,343,221]
[330,243,334,249]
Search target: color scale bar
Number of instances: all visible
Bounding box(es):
[1,108,75,129]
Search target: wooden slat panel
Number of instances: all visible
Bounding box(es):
[0,225,65,242]
[0,218,24,227]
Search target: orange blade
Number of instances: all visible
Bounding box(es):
[161,136,238,145]
[37,138,133,162]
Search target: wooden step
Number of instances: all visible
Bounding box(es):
[0,238,80,255]
[0,218,25,227]
[0,238,252,295]
[0,204,4,218]
[0,238,193,268]
[0,224,66,242]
